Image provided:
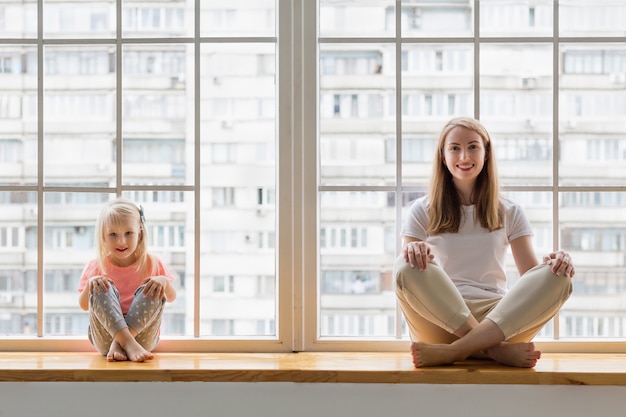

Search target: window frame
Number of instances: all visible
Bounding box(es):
[1,0,625,354]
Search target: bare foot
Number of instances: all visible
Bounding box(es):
[119,337,154,362]
[113,328,154,362]
[410,342,467,367]
[485,342,541,368]
[107,340,128,362]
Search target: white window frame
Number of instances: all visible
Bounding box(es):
[1,0,625,354]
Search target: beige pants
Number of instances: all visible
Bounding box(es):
[394,256,573,343]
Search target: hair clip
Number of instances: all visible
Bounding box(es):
[138,205,146,223]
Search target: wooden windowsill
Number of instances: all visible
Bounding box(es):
[1,351,626,385]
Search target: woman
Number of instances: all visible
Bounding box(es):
[394,117,574,368]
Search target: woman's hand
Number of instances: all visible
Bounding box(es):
[404,240,434,271]
[143,276,169,300]
[543,250,575,278]
[87,276,113,294]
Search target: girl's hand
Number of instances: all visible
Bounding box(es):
[543,250,575,278]
[143,276,169,300]
[88,276,113,294]
[404,240,434,271]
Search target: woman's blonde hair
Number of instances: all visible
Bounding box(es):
[95,197,150,275]
[427,117,502,234]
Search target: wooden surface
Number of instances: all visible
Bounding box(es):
[1,352,625,385]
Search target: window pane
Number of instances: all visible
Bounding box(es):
[400,43,474,186]
[480,44,553,186]
[0,192,37,335]
[0,45,37,185]
[122,44,191,186]
[122,0,188,38]
[319,0,394,37]
[560,192,626,338]
[319,44,394,187]
[201,0,276,37]
[319,191,396,338]
[200,43,277,337]
[43,0,114,39]
[401,2,472,38]
[560,0,626,37]
[560,43,626,186]
[481,0,553,37]
[43,45,116,187]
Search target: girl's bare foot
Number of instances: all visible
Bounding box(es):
[485,342,541,368]
[107,340,128,362]
[410,342,467,367]
[120,338,154,362]
[113,328,154,362]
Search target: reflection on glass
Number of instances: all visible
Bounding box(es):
[0,192,37,335]
[559,192,626,338]
[319,191,396,338]
[319,44,394,186]
[199,43,277,337]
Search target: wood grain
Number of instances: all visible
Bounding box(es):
[1,352,625,385]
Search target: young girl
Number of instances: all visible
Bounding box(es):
[78,198,177,362]
[394,117,575,368]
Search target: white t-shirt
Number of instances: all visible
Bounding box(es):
[401,195,533,300]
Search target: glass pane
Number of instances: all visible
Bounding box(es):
[559,192,626,338]
[319,0,395,37]
[480,44,553,186]
[43,192,108,336]
[0,191,37,336]
[480,0,553,37]
[122,0,190,38]
[560,0,626,37]
[121,190,191,337]
[43,45,116,187]
[560,44,626,186]
[319,191,396,338]
[201,0,276,37]
[43,0,115,39]
[401,1,472,38]
[200,43,277,337]
[319,44,394,186]
[400,43,474,186]
[0,2,36,38]
[42,192,189,337]
[122,44,192,186]
[0,45,37,185]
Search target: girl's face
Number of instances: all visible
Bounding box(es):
[442,126,487,187]
[103,217,142,267]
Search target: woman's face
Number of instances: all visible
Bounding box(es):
[442,126,486,186]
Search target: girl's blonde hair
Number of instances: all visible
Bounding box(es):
[427,117,503,234]
[95,197,150,275]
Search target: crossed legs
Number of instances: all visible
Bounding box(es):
[394,257,572,368]
[88,283,165,362]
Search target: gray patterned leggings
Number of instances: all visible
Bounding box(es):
[88,283,165,355]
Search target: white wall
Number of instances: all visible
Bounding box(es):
[1,382,625,417]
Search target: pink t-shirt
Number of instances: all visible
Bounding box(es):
[78,255,176,314]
